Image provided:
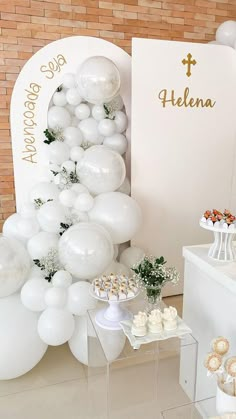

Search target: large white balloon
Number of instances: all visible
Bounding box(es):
[103,133,128,155]
[0,293,47,379]
[216,20,236,47]
[48,106,71,129]
[27,231,59,259]
[20,203,36,219]
[63,126,83,148]
[0,237,31,298]
[77,56,120,105]
[78,118,103,145]
[30,182,59,204]
[67,281,97,316]
[103,260,131,277]
[37,201,67,234]
[3,213,27,243]
[119,246,145,269]
[48,141,70,165]
[114,111,128,133]
[38,308,75,346]
[70,146,84,162]
[77,145,126,195]
[89,192,142,244]
[21,278,51,312]
[17,216,40,240]
[69,315,126,366]
[59,189,77,208]
[58,223,114,279]
[62,73,76,89]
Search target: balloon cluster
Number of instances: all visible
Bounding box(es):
[0,55,144,379]
[210,20,236,48]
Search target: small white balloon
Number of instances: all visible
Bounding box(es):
[63,126,83,148]
[52,90,67,107]
[21,278,51,312]
[79,118,103,145]
[59,189,77,207]
[216,20,236,47]
[37,201,67,234]
[103,133,128,155]
[61,160,76,173]
[70,146,84,162]
[75,103,90,120]
[30,181,59,203]
[52,270,72,288]
[116,177,131,195]
[92,105,106,121]
[48,141,70,165]
[119,246,145,269]
[67,281,97,316]
[38,308,75,346]
[17,216,40,240]
[114,111,128,133]
[62,73,76,89]
[74,193,94,212]
[44,287,67,308]
[70,183,88,194]
[27,231,59,260]
[66,88,82,106]
[98,118,116,137]
[48,106,71,130]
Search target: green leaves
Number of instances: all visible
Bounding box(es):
[43,129,56,145]
[131,255,178,289]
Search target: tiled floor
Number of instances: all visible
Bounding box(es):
[0,295,184,419]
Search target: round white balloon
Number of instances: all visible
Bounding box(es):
[0,294,47,379]
[2,213,27,243]
[70,183,88,194]
[17,216,40,240]
[77,56,120,105]
[38,308,75,346]
[66,88,82,106]
[63,126,83,148]
[89,192,142,244]
[44,287,67,308]
[67,281,97,316]
[52,90,67,107]
[59,189,77,207]
[114,111,128,133]
[52,270,72,288]
[70,146,84,162]
[78,118,102,145]
[73,193,94,212]
[20,203,36,219]
[30,182,59,204]
[106,95,124,111]
[103,133,128,155]
[98,118,116,137]
[75,103,90,120]
[92,105,106,121]
[27,231,59,260]
[216,20,236,47]
[62,73,76,89]
[0,237,31,298]
[21,278,51,312]
[48,106,71,130]
[77,145,126,195]
[48,141,70,165]
[119,246,145,269]
[37,201,67,234]
[58,223,114,279]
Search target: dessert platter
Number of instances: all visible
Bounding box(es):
[200,209,236,261]
[90,274,139,330]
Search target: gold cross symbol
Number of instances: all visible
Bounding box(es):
[182,53,197,77]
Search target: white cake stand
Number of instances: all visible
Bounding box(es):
[90,288,139,331]
[200,221,236,261]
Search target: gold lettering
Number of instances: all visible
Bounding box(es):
[158,86,216,109]
[40,54,67,79]
[22,153,37,164]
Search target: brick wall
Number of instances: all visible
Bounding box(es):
[0,0,235,231]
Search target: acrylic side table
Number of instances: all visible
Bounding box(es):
[161,397,216,419]
[87,298,198,419]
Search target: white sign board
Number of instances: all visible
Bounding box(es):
[10,36,131,211]
[131,38,236,294]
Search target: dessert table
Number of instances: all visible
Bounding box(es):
[182,244,236,401]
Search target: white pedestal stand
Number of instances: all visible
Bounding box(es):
[200,222,236,261]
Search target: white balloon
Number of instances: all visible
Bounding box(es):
[27,231,59,260]
[37,201,67,234]
[79,118,103,145]
[58,223,114,279]
[52,270,72,288]
[103,260,131,277]
[44,287,67,308]
[30,181,59,203]
[67,281,97,316]
[66,104,76,115]
[52,90,67,107]
[92,105,106,121]
[114,111,128,133]
[63,126,83,148]
[2,213,26,243]
[75,103,90,120]
[73,193,94,212]
[38,308,75,346]
[48,141,70,165]
[103,133,128,155]
[77,145,126,195]
[216,20,236,47]
[77,56,120,105]
[117,177,131,195]
[69,315,125,366]
[106,95,124,111]
[70,146,84,162]
[70,183,88,194]
[89,192,142,244]
[72,210,89,222]
[17,216,40,240]
[0,237,31,298]
[61,160,76,173]
[0,294,47,379]
[62,73,76,89]
[71,116,79,127]
[20,203,36,219]
[98,118,116,137]
[59,189,77,207]
[48,106,71,130]
[119,246,145,269]
[21,278,51,312]
[66,88,82,106]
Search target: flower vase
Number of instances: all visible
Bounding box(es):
[145,285,162,313]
